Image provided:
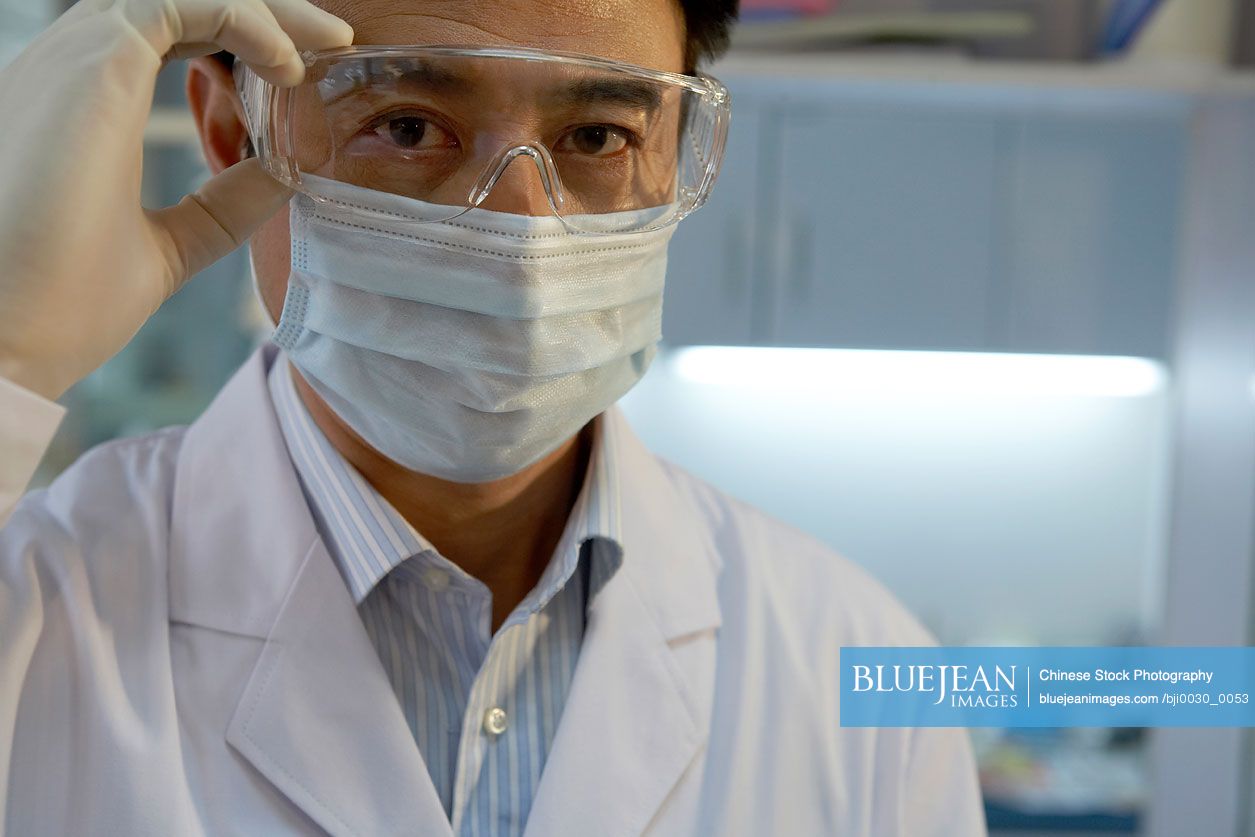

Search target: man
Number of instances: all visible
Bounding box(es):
[0,0,986,834]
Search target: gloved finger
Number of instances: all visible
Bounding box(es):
[161,1,303,85]
[262,0,354,53]
[167,0,353,66]
[148,157,293,293]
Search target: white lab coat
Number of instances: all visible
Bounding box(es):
[0,346,986,836]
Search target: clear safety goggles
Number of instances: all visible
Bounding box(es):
[235,45,731,234]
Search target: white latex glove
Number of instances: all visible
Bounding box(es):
[0,0,353,400]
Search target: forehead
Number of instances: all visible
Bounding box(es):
[313,0,686,73]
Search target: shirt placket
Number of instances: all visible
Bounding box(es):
[451,617,532,837]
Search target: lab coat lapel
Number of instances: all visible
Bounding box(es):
[523,408,723,837]
[224,537,451,837]
[172,347,451,837]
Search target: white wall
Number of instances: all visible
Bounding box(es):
[620,346,1171,647]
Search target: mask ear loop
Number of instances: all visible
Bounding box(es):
[467,144,568,220]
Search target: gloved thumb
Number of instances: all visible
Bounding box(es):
[149,157,292,295]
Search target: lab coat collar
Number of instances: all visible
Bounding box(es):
[169,346,723,836]
[169,345,316,639]
[172,345,449,836]
[522,406,723,837]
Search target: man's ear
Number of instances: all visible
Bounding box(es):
[186,57,251,175]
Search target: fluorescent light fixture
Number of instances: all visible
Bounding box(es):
[668,346,1167,399]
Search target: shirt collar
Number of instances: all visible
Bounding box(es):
[266,354,623,612]
[506,409,625,626]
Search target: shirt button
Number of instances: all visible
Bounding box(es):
[422,567,450,592]
[482,707,508,736]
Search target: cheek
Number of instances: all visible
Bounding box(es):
[251,209,292,323]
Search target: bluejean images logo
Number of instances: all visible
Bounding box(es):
[851,663,1018,708]
[840,647,1255,728]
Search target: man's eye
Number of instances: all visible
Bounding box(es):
[372,116,449,150]
[558,125,630,157]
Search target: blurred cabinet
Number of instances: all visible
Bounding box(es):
[0,0,58,68]
[1000,110,1186,357]
[769,103,1001,349]
[663,65,1192,358]
[661,93,764,345]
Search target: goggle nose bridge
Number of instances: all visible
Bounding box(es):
[467,143,566,215]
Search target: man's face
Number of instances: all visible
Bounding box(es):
[247,0,687,325]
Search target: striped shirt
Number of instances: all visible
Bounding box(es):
[266,356,624,836]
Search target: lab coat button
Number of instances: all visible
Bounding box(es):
[483,707,508,736]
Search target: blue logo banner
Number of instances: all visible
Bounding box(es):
[840,647,1255,727]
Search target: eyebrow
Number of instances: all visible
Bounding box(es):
[317,61,663,114]
[320,59,471,103]
[549,79,663,113]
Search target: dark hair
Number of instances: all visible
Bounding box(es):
[211,0,738,72]
[681,0,741,69]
